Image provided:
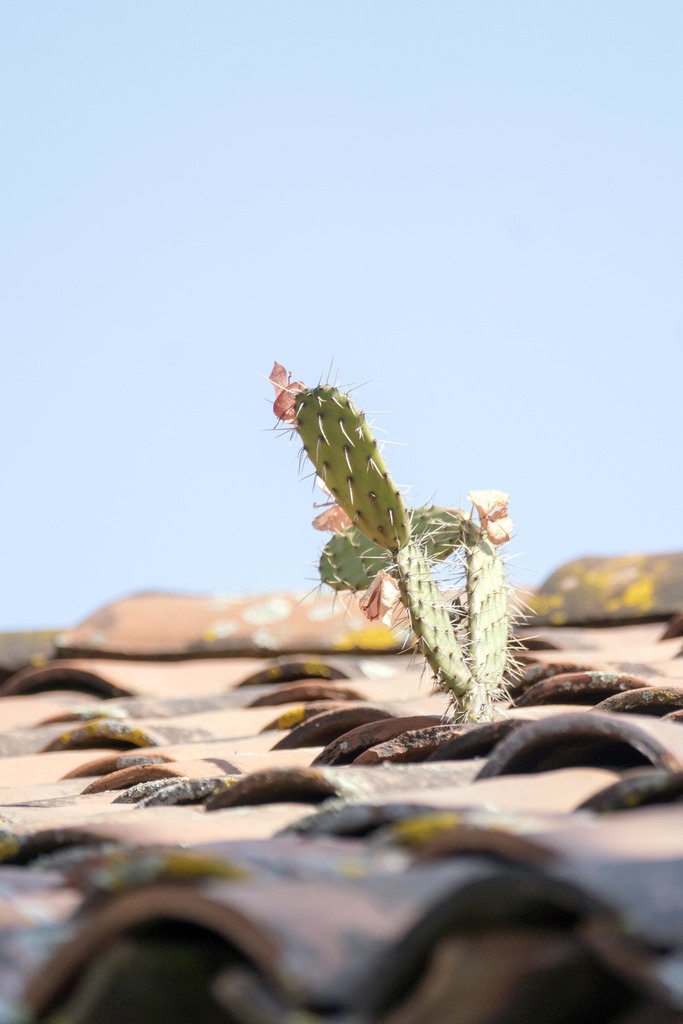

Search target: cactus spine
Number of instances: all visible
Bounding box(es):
[288,383,512,722]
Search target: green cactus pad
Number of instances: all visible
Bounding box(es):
[295,386,410,550]
[319,528,390,592]
[319,505,467,593]
[409,505,467,562]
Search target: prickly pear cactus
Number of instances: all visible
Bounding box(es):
[269,364,514,722]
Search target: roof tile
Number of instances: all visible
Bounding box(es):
[4,572,683,1020]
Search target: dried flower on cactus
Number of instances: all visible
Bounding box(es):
[312,505,353,533]
[467,489,513,545]
[358,571,401,626]
[269,361,305,425]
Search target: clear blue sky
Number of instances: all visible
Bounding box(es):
[2,3,682,630]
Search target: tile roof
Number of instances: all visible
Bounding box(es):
[2,569,683,1021]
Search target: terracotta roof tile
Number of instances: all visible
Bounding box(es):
[529,552,683,625]
[55,590,404,658]
[4,564,683,1020]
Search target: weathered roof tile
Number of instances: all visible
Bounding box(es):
[3,571,683,1020]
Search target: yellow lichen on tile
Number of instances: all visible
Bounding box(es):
[391,812,462,847]
[273,707,309,730]
[302,659,336,678]
[530,552,673,622]
[90,849,248,893]
[528,592,564,616]
[0,833,21,863]
[621,575,655,611]
[333,625,398,651]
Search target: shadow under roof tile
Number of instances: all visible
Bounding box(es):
[311,714,445,766]
[270,704,397,750]
[352,724,467,765]
[426,718,532,762]
[513,671,654,708]
[478,711,683,778]
[0,656,275,699]
[578,767,683,812]
[246,681,363,706]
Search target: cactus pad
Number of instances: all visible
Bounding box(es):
[295,386,410,551]
[409,505,467,562]
[319,505,467,593]
[319,528,390,592]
